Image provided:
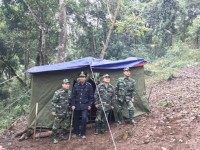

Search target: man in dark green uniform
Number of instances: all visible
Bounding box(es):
[51,79,71,144]
[94,74,114,134]
[115,67,136,125]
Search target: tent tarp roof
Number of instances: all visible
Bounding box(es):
[26,57,147,74]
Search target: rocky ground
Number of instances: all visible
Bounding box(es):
[0,65,199,150]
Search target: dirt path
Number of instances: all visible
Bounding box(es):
[1,65,199,150]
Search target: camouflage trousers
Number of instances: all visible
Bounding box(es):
[52,115,70,139]
[116,100,135,123]
[95,109,110,133]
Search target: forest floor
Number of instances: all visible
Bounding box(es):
[0,65,199,150]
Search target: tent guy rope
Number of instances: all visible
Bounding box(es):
[0,89,31,115]
[0,72,24,86]
[89,66,118,150]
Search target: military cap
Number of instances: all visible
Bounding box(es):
[103,74,110,78]
[123,67,130,71]
[62,78,70,83]
[79,71,86,77]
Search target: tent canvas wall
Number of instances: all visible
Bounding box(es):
[27,57,150,128]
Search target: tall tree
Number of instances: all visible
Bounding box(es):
[99,0,121,59]
[57,0,67,63]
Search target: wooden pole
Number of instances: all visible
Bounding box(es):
[33,102,38,139]
[68,109,74,141]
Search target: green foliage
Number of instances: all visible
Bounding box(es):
[187,18,200,48]
[115,15,150,37]
[167,72,176,81]
[0,94,30,130]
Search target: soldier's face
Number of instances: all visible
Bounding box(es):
[79,76,86,82]
[123,70,131,77]
[103,77,110,83]
[62,83,70,90]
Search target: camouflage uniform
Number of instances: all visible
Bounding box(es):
[94,82,115,133]
[116,76,136,124]
[52,88,71,139]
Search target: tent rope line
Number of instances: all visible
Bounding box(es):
[89,65,118,150]
[0,72,24,86]
[0,89,31,115]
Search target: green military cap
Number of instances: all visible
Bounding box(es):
[123,67,130,71]
[103,74,110,78]
[79,71,86,77]
[62,78,70,83]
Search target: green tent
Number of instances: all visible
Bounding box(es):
[27,57,150,128]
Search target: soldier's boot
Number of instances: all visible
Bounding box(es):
[60,128,67,140]
[53,139,58,144]
[100,122,105,134]
[129,110,135,125]
[117,112,125,125]
[94,123,100,135]
[52,129,58,144]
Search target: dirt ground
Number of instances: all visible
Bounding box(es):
[0,65,199,150]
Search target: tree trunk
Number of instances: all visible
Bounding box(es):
[99,0,121,59]
[57,0,67,63]
[40,29,47,65]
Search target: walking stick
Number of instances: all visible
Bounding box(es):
[68,109,74,141]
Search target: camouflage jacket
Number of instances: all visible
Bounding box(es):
[116,77,136,102]
[95,83,115,111]
[51,88,71,117]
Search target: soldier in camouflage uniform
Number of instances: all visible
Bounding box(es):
[51,79,71,144]
[115,67,136,125]
[94,74,114,134]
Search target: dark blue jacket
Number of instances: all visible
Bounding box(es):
[71,82,94,110]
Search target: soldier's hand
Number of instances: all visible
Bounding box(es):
[88,106,91,110]
[131,97,135,102]
[111,106,114,109]
[51,112,56,116]
[72,106,75,110]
